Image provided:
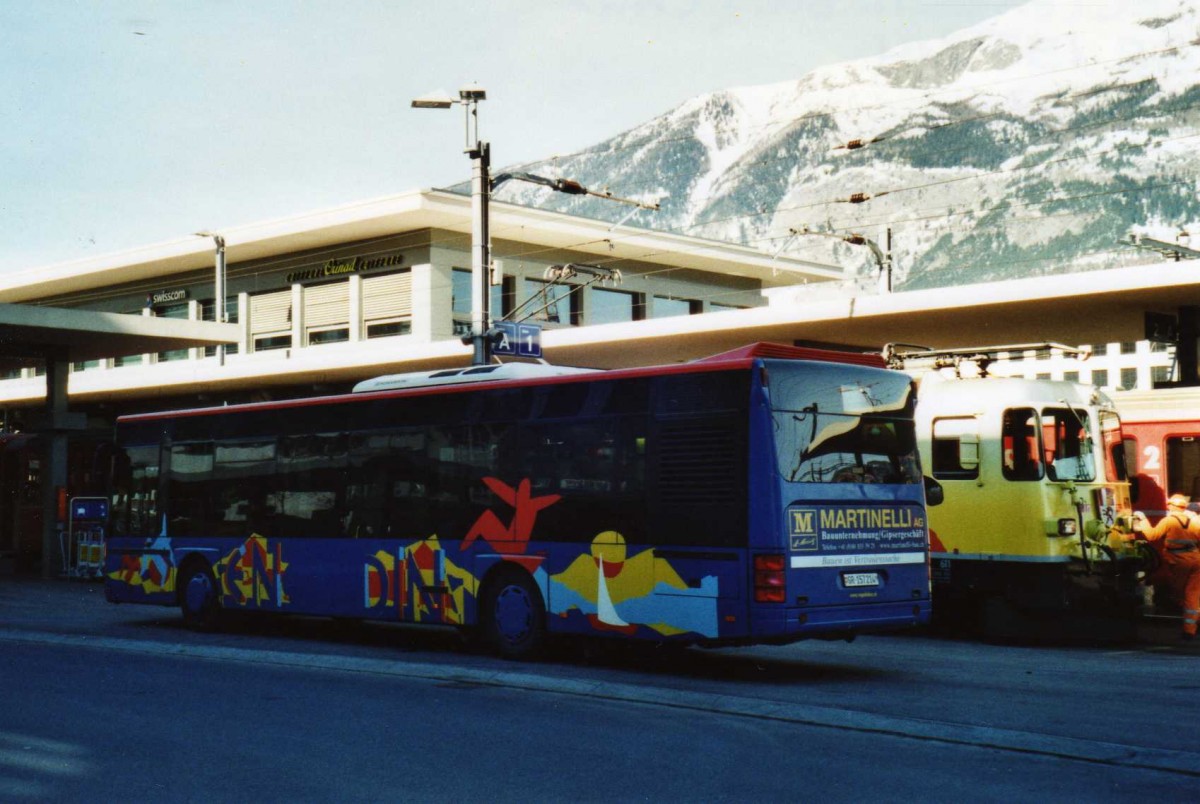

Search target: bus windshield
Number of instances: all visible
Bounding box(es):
[769,363,920,484]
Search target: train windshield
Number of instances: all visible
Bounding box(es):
[1042,406,1096,482]
[769,362,920,484]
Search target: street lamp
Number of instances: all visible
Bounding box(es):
[412,85,493,365]
[413,86,658,365]
[195,231,227,365]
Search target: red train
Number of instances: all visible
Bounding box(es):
[1115,387,1200,520]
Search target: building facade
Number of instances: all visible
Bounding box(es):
[987,341,1176,391]
[0,189,844,417]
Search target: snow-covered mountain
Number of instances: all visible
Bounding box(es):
[492,0,1200,289]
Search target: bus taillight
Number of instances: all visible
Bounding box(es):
[754,554,787,603]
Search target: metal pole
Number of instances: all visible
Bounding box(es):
[885,227,893,293]
[213,235,227,366]
[469,141,492,365]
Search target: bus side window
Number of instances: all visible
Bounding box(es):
[212,440,278,538]
[349,430,413,539]
[277,433,348,538]
[1002,408,1043,481]
[167,442,214,537]
[112,445,160,538]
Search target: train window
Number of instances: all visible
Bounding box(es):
[931,417,980,480]
[1002,408,1043,481]
[1166,436,1200,501]
[1042,407,1096,482]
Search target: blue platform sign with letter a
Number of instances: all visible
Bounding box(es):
[492,321,542,358]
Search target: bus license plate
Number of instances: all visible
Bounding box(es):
[843,572,880,588]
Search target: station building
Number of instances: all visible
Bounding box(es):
[0,188,847,421]
[0,186,1180,425]
[0,186,1192,576]
[0,188,863,574]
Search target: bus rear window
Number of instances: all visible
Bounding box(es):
[776,413,919,484]
[770,363,920,485]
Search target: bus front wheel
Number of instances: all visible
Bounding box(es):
[179,561,222,632]
[479,567,546,660]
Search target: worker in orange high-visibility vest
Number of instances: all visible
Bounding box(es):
[1132,494,1200,641]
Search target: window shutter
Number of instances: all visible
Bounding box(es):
[305,282,349,328]
[249,290,291,335]
[363,272,412,321]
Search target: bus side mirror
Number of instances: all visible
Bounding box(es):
[958,434,980,471]
[924,476,944,506]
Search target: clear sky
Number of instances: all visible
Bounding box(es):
[0,0,1024,275]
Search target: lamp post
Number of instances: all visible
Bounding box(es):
[413,87,659,363]
[413,85,493,365]
[195,231,227,365]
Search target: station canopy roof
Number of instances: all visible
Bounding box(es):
[0,303,237,373]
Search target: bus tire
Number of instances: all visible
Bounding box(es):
[179,560,222,632]
[479,566,546,660]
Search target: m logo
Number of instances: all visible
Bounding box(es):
[789,508,818,551]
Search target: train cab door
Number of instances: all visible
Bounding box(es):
[1166,434,1200,504]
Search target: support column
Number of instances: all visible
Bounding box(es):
[1177,305,1199,386]
[238,293,251,354]
[291,284,304,352]
[348,274,363,342]
[41,353,69,579]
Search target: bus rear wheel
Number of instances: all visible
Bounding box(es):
[179,562,222,632]
[479,567,546,660]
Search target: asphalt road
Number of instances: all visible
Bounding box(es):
[1,579,1197,802]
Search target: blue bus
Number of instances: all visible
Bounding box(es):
[104,343,938,659]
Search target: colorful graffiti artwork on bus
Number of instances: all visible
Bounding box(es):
[106,535,175,595]
[364,537,473,625]
[549,531,720,639]
[461,477,560,555]
[214,535,289,608]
